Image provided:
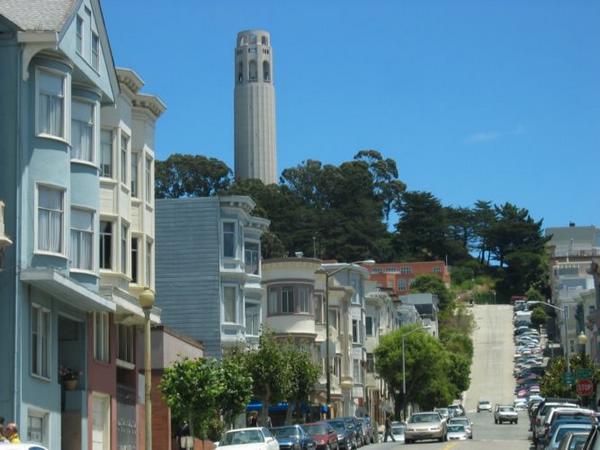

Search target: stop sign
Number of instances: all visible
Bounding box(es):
[576,379,594,397]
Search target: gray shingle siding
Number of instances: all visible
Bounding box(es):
[156,198,222,357]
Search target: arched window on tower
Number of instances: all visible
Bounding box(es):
[263,61,270,82]
[261,36,268,46]
[249,60,257,82]
[237,62,243,83]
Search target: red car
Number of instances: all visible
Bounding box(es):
[303,422,339,450]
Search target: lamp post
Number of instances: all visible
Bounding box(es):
[139,287,155,450]
[324,260,374,418]
[578,331,588,357]
[401,325,431,419]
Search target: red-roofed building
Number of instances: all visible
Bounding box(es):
[362,261,451,296]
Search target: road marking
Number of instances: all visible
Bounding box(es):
[442,442,459,450]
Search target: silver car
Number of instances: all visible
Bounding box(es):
[404,412,446,444]
[448,417,473,439]
[446,424,468,441]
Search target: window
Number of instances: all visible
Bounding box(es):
[245,241,259,275]
[401,267,412,274]
[328,309,337,329]
[37,186,64,254]
[249,60,257,81]
[130,153,138,197]
[121,224,128,274]
[245,303,260,336]
[76,16,83,54]
[117,324,134,364]
[334,355,341,381]
[353,359,361,383]
[298,286,310,313]
[268,290,278,315]
[70,208,93,271]
[223,222,235,258]
[314,294,323,324]
[145,156,152,202]
[238,62,243,83]
[72,100,94,162]
[397,279,407,290]
[100,130,112,177]
[120,134,128,184]
[365,316,374,336]
[93,312,109,362]
[352,319,359,343]
[27,410,48,446]
[351,277,360,304]
[146,241,152,285]
[92,32,99,70]
[99,221,112,270]
[366,353,375,373]
[223,286,237,323]
[281,287,294,313]
[433,266,441,273]
[31,304,50,378]
[131,238,138,283]
[37,69,65,138]
[261,36,268,45]
[263,61,270,82]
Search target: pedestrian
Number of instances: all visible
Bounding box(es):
[4,423,20,443]
[0,418,7,444]
[383,414,395,442]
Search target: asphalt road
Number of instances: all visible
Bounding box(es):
[367,305,531,450]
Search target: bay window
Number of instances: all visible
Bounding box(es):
[93,312,109,362]
[37,186,64,254]
[120,134,128,184]
[267,285,314,315]
[245,303,260,336]
[70,208,93,271]
[31,304,50,378]
[130,153,138,197]
[71,99,94,162]
[145,156,152,202]
[223,286,237,323]
[131,238,138,283]
[100,130,113,177]
[223,222,235,258]
[121,224,128,274]
[99,221,112,270]
[244,241,259,275]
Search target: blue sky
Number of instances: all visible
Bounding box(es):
[102,0,600,228]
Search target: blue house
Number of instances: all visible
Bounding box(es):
[155,196,270,357]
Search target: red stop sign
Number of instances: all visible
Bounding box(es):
[576,379,594,396]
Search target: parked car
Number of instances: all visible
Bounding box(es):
[494,405,518,424]
[390,421,405,443]
[434,407,450,421]
[448,417,473,439]
[327,420,355,450]
[446,424,468,441]
[477,400,492,412]
[303,422,339,450]
[218,427,280,450]
[448,404,465,417]
[358,417,374,444]
[557,431,589,450]
[404,411,447,444]
[547,423,593,450]
[271,425,316,450]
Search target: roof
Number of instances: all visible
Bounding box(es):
[0,0,78,31]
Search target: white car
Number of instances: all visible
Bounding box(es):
[218,428,280,450]
[446,424,468,441]
[477,400,492,412]
[390,422,405,443]
[2,445,49,450]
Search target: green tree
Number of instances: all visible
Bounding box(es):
[159,358,225,439]
[220,350,254,428]
[540,354,600,400]
[531,306,549,330]
[284,346,321,424]
[411,275,454,312]
[245,331,292,425]
[472,200,496,265]
[525,286,545,302]
[155,154,232,198]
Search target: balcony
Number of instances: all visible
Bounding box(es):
[221,323,245,344]
[265,314,316,339]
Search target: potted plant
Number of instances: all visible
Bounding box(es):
[60,366,81,390]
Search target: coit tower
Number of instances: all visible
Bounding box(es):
[234,30,277,185]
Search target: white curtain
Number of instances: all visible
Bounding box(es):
[71,209,93,270]
[39,72,64,136]
[72,101,94,161]
[38,188,62,252]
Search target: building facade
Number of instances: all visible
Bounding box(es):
[364,261,451,296]
[234,30,277,185]
[0,2,163,449]
[155,196,269,358]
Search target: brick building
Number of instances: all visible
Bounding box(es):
[362,261,451,296]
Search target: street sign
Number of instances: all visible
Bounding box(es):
[576,368,593,379]
[563,372,575,384]
[576,379,594,397]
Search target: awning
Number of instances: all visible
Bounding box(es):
[21,268,115,312]
[103,286,161,325]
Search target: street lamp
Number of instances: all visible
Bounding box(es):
[578,331,588,356]
[324,259,374,418]
[401,325,431,419]
[529,301,570,373]
[139,287,155,450]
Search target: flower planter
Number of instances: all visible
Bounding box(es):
[64,379,78,391]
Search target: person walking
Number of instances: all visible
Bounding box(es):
[383,414,395,442]
[4,423,20,443]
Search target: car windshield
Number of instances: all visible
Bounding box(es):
[447,425,465,433]
[450,419,468,425]
[555,427,592,444]
[436,409,448,414]
[569,434,589,450]
[479,401,490,405]
[304,424,329,435]
[328,422,345,433]
[221,430,264,446]
[272,427,300,439]
[409,414,439,423]
[500,407,515,412]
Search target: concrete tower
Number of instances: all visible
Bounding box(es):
[234,30,277,184]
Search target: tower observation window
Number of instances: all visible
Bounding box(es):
[249,60,257,81]
[263,61,270,82]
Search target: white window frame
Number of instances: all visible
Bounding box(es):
[91,392,111,450]
[281,287,294,313]
[131,236,139,284]
[35,67,69,141]
[222,221,237,259]
[298,286,310,313]
[130,152,139,197]
[120,133,129,186]
[76,15,84,55]
[70,206,95,273]
[244,301,261,337]
[91,32,100,71]
[244,239,260,275]
[99,220,113,270]
[31,303,51,380]
[93,312,109,363]
[365,316,374,337]
[121,222,128,275]
[145,240,152,286]
[71,97,96,164]
[35,183,66,257]
[100,129,114,178]
[222,284,239,324]
[352,319,359,344]
[117,323,135,365]
[27,408,49,446]
[145,155,152,204]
